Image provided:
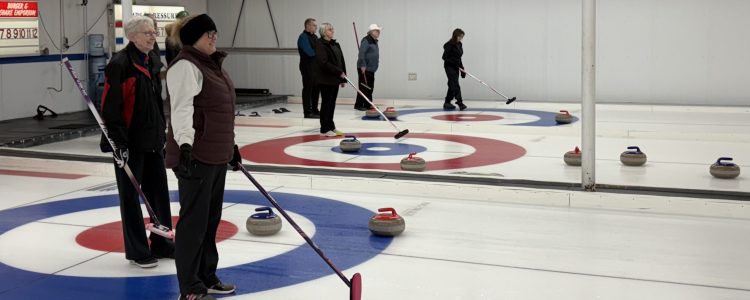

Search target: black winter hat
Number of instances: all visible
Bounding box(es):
[179,14,217,46]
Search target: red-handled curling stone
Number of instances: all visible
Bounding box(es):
[368,207,405,236]
[400,152,426,172]
[564,146,582,166]
[555,110,573,124]
[384,107,399,120]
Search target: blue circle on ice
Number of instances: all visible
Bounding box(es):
[0,190,390,299]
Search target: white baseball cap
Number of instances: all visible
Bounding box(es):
[368,24,382,31]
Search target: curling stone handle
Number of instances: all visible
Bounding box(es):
[574,146,581,154]
[717,157,733,164]
[627,146,641,153]
[407,152,417,160]
[255,206,274,216]
[559,110,570,115]
[344,135,357,141]
[377,207,398,216]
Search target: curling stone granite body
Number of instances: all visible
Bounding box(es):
[620,146,647,166]
[710,158,741,179]
[555,110,573,124]
[365,108,380,118]
[339,136,361,152]
[564,147,582,166]
[400,153,426,171]
[384,107,398,119]
[246,207,282,236]
[368,208,406,236]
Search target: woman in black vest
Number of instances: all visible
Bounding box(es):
[315,22,347,137]
[442,28,467,111]
[165,14,242,300]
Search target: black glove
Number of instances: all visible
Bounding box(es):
[228,144,242,171]
[460,70,466,79]
[174,143,193,178]
[113,147,129,168]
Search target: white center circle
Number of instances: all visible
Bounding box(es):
[366,147,391,151]
[0,201,313,277]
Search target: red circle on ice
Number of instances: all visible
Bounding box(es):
[241,132,526,171]
[75,216,239,252]
[431,114,503,122]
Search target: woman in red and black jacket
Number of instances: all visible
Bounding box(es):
[100,16,173,268]
[442,28,467,111]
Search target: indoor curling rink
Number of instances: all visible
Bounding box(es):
[1,98,749,300]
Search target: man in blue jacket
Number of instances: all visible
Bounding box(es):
[354,24,381,111]
[298,18,320,118]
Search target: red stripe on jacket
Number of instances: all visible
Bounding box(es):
[121,77,136,127]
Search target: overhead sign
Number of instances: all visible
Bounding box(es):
[0,1,39,56]
[0,1,37,17]
[114,5,185,52]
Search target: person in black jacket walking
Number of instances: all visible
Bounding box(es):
[442,28,467,111]
[354,23,381,110]
[315,22,347,137]
[100,16,173,269]
[298,18,321,118]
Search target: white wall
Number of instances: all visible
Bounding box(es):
[0,0,207,121]
[211,0,750,106]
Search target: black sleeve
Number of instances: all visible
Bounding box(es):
[101,62,129,148]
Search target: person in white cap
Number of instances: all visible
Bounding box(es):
[353,23,381,111]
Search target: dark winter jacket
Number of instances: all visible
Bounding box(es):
[165,46,237,167]
[315,37,347,86]
[357,35,379,72]
[100,42,165,152]
[298,31,318,68]
[442,41,464,70]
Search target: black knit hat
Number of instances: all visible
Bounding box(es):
[180,14,217,46]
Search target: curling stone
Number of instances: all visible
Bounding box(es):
[339,135,361,152]
[365,107,380,118]
[400,152,426,172]
[555,110,573,124]
[710,157,741,179]
[246,206,282,236]
[620,146,647,166]
[384,107,398,120]
[564,146,582,166]
[368,207,405,236]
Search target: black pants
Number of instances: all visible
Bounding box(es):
[444,66,463,104]
[354,71,375,109]
[300,64,320,116]
[319,84,339,133]
[113,150,173,261]
[174,162,227,295]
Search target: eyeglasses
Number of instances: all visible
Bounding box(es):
[207,31,218,39]
[140,31,158,37]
